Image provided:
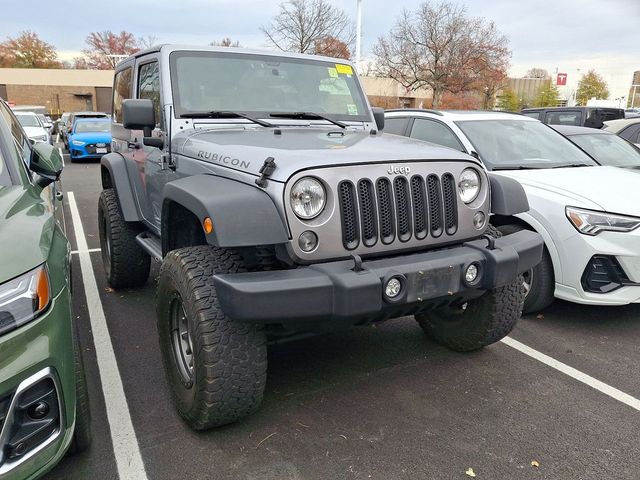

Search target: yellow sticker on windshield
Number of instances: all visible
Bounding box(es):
[336,64,353,75]
[327,67,338,78]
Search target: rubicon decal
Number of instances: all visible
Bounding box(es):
[197,150,251,169]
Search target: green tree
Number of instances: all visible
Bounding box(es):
[0,31,60,68]
[576,69,609,105]
[496,88,520,111]
[532,81,560,107]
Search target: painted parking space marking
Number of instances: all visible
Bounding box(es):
[71,248,101,254]
[67,192,149,480]
[502,336,640,412]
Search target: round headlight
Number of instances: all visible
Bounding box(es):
[290,177,326,219]
[458,168,481,203]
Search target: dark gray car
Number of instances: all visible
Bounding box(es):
[97,45,542,430]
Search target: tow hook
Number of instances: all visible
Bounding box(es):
[482,234,496,250]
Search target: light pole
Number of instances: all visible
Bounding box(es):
[355,0,362,72]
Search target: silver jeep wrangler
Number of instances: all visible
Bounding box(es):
[98,45,543,430]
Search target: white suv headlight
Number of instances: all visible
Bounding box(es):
[290,177,326,220]
[0,265,51,335]
[566,207,640,235]
[458,168,481,203]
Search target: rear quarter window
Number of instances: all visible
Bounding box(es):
[545,111,582,126]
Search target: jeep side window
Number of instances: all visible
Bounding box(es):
[113,67,133,124]
[138,61,163,128]
[410,118,465,152]
[545,111,581,126]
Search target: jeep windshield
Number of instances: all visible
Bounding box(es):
[170,50,371,123]
[455,119,597,170]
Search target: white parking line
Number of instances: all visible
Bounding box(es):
[71,248,101,254]
[501,336,640,412]
[67,192,148,480]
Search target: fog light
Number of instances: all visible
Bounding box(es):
[473,211,486,229]
[465,264,479,283]
[385,277,402,298]
[298,231,318,252]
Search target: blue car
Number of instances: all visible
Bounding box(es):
[68,118,111,162]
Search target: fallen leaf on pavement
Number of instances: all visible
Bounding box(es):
[465,467,476,477]
[531,460,540,468]
[536,314,544,319]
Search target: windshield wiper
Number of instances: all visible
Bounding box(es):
[269,111,347,129]
[179,110,274,128]
[550,163,594,168]
[490,165,547,171]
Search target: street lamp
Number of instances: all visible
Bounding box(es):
[355,0,362,72]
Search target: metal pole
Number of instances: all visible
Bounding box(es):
[355,0,362,71]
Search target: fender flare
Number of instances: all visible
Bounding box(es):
[100,153,140,222]
[489,174,530,216]
[162,174,290,248]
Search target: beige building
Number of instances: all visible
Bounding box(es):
[0,68,114,116]
[360,76,432,109]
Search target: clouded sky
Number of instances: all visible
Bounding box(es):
[3,0,639,99]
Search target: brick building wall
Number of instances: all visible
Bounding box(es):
[5,85,98,115]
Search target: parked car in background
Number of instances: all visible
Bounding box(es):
[68,117,111,162]
[624,108,640,118]
[602,118,640,147]
[57,112,70,143]
[520,106,625,129]
[14,112,51,144]
[64,112,108,151]
[37,113,53,133]
[0,99,91,478]
[552,125,640,168]
[385,109,640,312]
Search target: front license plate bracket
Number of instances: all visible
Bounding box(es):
[408,265,461,301]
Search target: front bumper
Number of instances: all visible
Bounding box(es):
[215,230,542,326]
[0,288,75,480]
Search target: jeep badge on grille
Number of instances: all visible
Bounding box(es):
[388,165,411,175]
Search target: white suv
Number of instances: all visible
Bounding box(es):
[385,109,640,312]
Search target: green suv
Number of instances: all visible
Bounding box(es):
[0,100,90,479]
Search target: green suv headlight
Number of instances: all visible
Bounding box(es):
[0,265,51,336]
[458,168,481,203]
[566,207,640,235]
[290,177,326,220]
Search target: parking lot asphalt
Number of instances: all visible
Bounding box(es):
[42,154,640,480]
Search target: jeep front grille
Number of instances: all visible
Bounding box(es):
[339,173,459,250]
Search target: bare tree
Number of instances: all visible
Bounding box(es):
[138,35,159,49]
[525,67,550,79]
[262,0,353,54]
[373,1,511,108]
[82,31,140,69]
[210,38,242,47]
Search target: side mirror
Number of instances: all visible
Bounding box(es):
[123,99,156,137]
[30,142,63,188]
[371,107,385,132]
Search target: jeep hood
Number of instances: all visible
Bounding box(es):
[175,127,480,182]
[494,165,640,215]
[0,186,56,284]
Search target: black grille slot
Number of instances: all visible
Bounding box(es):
[394,177,412,242]
[441,173,458,235]
[338,181,359,250]
[358,180,378,247]
[582,255,631,293]
[376,178,395,244]
[427,175,443,237]
[411,175,428,239]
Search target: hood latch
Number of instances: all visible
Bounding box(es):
[255,157,277,188]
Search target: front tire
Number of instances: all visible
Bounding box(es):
[496,224,555,313]
[68,331,91,454]
[156,246,267,430]
[98,189,150,288]
[415,277,525,352]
